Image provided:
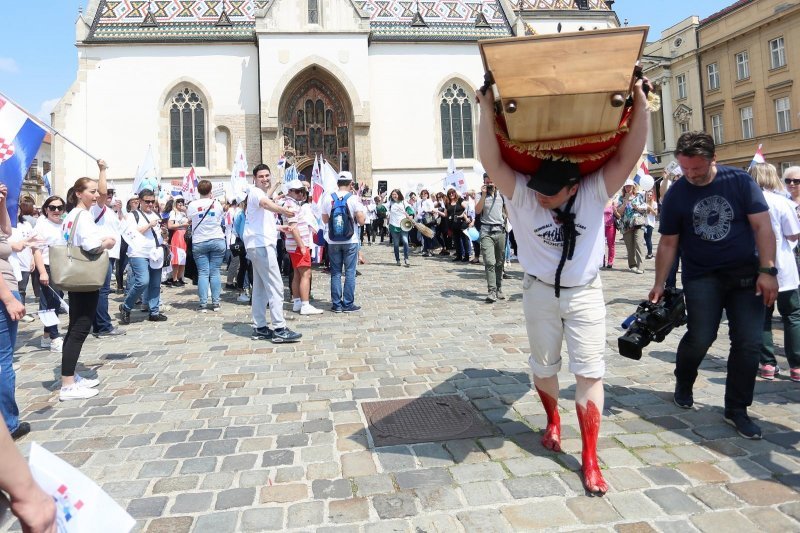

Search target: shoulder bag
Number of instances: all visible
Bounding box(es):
[185,201,214,246]
[49,210,109,292]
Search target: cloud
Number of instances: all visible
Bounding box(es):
[0,57,19,74]
[36,98,61,125]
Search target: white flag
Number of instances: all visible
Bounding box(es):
[132,145,159,194]
[447,155,457,175]
[444,170,467,195]
[230,141,249,199]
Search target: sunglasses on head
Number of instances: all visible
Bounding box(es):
[785,179,800,185]
[47,204,64,212]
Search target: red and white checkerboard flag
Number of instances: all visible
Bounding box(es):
[181,166,199,201]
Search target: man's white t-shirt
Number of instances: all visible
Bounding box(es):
[244,187,278,249]
[764,190,800,292]
[125,210,162,258]
[505,169,608,287]
[187,198,224,243]
[321,191,365,245]
[90,204,122,259]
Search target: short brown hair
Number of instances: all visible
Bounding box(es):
[674,131,715,160]
[197,179,212,196]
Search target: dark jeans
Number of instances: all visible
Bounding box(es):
[36,267,62,338]
[328,242,358,309]
[63,291,100,377]
[0,292,21,433]
[92,263,114,333]
[391,230,409,261]
[455,230,471,260]
[644,225,654,256]
[675,273,764,410]
[762,288,800,368]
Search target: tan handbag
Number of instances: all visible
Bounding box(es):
[49,210,109,292]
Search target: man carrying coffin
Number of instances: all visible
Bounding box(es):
[475,77,651,494]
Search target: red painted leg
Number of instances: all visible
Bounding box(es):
[576,400,608,495]
[535,387,562,452]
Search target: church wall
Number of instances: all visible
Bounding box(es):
[367,42,484,194]
[53,43,260,195]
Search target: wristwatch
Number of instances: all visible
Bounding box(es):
[758,266,778,276]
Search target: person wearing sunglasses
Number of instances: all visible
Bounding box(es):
[32,196,68,353]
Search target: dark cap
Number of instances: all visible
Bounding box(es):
[527,160,581,196]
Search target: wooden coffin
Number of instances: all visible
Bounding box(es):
[479,26,648,143]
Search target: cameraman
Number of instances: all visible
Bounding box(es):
[475,174,506,302]
[476,77,651,495]
[649,131,777,440]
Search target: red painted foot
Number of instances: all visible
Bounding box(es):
[535,387,562,452]
[576,400,608,495]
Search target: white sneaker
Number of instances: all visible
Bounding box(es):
[40,337,51,349]
[300,303,323,315]
[59,384,99,401]
[292,299,302,313]
[237,293,250,303]
[74,374,99,389]
[50,337,63,353]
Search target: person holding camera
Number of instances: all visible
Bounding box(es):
[476,176,506,302]
[649,131,777,440]
[476,76,651,495]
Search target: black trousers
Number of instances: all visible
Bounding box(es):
[62,291,99,377]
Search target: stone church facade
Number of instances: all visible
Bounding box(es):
[53,0,618,197]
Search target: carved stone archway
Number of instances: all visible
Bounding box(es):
[279,68,353,179]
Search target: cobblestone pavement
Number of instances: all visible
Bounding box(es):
[3,237,799,533]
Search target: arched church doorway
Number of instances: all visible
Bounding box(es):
[279,69,352,180]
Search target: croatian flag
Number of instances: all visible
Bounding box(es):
[277,154,286,168]
[748,144,765,171]
[181,166,199,201]
[0,96,47,227]
[633,161,654,191]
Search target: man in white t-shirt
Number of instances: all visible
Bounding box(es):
[476,77,651,495]
[321,172,366,313]
[244,163,301,343]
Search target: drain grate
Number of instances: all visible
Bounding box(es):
[362,395,495,447]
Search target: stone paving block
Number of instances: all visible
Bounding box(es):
[102,480,150,499]
[126,496,168,519]
[690,510,755,532]
[636,447,681,466]
[285,501,325,529]
[354,474,395,497]
[259,483,308,503]
[329,498,370,523]
[154,430,188,444]
[312,479,353,499]
[411,442,456,468]
[163,441,202,459]
[200,471,235,490]
[363,520,409,533]
[478,437,527,460]
[460,480,511,505]
[639,466,690,486]
[652,519,699,533]
[645,487,704,515]
[607,492,664,521]
[274,466,305,483]
[501,501,578,529]
[614,522,658,533]
[599,447,645,468]
[152,475,198,494]
[200,439,238,456]
[375,446,417,472]
[261,449,294,467]
[220,453,257,472]
[716,458,773,480]
[689,485,740,510]
[341,451,377,477]
[411,514,462,533]
[170,492,214,513]
[395,468,453,490]
[301,445,335,463]
[372,492,418,519]
[503,474,567,498]
[741,506,800,533]
[137,460,177,479]
[415,485,462,511]
[443,439,488,463]
[676,462,729,483]
[615,433,664,448]
[456,509,512,533]
[503,455,563,476]
[450,462,506,483]
[726,479,799,505]
[180,457,217,474]
[566,496,622,524]
[308,461,341,480]
[145,516,193,533]
[215,487,255,510]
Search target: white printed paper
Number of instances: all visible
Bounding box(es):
[28,443,136,533]
[119,221,149,250]
[38,310,60,327]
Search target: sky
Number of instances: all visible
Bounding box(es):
[0,0,737,125]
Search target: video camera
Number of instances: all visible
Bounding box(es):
[618,288,687,360]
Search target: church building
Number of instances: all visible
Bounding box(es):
[53,0,619,198]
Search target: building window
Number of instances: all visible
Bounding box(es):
[679,122,689,134]
[711,114,723,144]
[769,37,786,69]
[308,0,319,24]
[735,51,750,80]
[440,82,474,159]
[740,106,754,139]
[781,162,794,175]
[169,88,206,168]
[706,63,720,91]
[776,97,792,133]
[676,74,687,100]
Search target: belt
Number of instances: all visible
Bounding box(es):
[527,273,576,290]
[481,224,505,231]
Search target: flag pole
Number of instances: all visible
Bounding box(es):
[0,90,99,161]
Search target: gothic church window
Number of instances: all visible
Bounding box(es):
[440,82,474,159]
[308,0,319,24]
[169,88,206,168]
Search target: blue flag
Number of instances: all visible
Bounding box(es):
[0,96,47,226]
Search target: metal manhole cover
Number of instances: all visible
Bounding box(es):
[362,395,495,447]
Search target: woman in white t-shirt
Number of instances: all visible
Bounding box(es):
[167,197,190,286]
[9,208,37,322]
[187,181,225,311]
[58,178,117,401]
[32,196,68,352]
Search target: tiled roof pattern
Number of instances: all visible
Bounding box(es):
[518,0,611,9]
[87,0,513,42]
[699,0,755,26]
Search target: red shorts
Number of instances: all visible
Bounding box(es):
[289,248,312,268]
